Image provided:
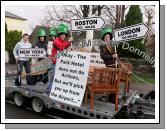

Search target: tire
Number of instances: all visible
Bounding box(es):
[13,92,26,107]
[31,98,45,113]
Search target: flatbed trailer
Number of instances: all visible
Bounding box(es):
[5,75,153,119]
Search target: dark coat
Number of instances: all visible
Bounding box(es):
[35,41,47,61]
[35,41,47,50]
[100,44,116,67]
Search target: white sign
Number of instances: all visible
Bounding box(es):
[50,51,90,107]
[114,23,149,42]
[71,17,105,31]
[90,53,105,67]
[18,48,47,58]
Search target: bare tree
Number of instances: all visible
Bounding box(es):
[44,5,105,24]
[41,5,129,30]
[121,5,126,27]
[42,5,106,40]
[102,5,128,29]
[144,5,155,47]
[144,5,155,29]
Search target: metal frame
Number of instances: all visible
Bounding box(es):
[6,78,138,119]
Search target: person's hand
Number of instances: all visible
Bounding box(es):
[49,56,56,62]
[68,37,73,42]
[112,54,118,58]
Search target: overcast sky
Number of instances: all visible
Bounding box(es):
[5,5,153,34]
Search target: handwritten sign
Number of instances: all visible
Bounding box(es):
[90,53,105,67]
[49,51,90,107]
[22,58,52,77]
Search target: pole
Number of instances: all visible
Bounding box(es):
[113,31,118,68]
[85,30,93,52]
[114,45,118,68]
[68,29,73,51]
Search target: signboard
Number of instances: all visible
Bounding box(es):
[114,23,149,42]
[50,51,90,107]
[72,39,100,50]
[18,48,47,58]
[71,17,105,31]
[22,58,52,77]
[90,53,105,67]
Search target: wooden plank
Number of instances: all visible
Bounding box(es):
[22,58,52,77]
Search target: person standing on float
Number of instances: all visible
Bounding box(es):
[47,27,57,56]
[99,27,118,102]
[100,27,118,68]
[34,28,48,83]
[46,23,73,95]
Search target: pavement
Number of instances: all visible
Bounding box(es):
[5,63,17,74]
[130,83,154,94]
[5,101,52,119]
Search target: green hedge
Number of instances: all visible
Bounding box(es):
[5,24,22,63]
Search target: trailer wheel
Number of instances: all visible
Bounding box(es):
[32,98,45,113]
[14,92,25,107]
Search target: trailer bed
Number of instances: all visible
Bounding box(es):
[5,76,138,119]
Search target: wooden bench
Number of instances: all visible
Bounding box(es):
[119,63,132,93]
[85,67,121,111]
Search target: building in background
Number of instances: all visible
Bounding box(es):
[5,11,28,33]
[5,11,28,63]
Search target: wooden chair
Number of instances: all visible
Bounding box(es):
[119,63,132,93]
[85,68,121,111]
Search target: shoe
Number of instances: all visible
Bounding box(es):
[15,77,21,86]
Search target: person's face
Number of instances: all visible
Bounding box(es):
[103,34,111,42]
[23,35,29,42]
[51,36,56,40]
[40,36,45,42]
[59,34,66,40]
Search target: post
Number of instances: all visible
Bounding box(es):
[113,31,118,68]
[83,30,93,52]
[68,31,73,51]
[114,45,118,68]
[70,31,73,37]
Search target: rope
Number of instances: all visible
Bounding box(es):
[115,57,154,86]
[38,72,49,83]
[105,40,154,86]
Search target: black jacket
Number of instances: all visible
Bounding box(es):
[35,41,47,50]
[100,44,116,67]
[35,41,47,61]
